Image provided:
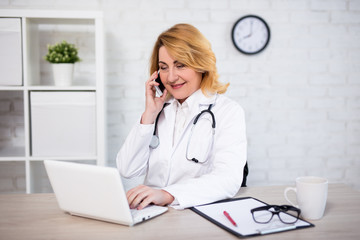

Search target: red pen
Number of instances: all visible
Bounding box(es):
[223,211,237,227]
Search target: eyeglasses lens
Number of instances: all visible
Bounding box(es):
[279,209,299,224]
[253,209,273,223]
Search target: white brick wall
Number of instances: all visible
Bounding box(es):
[0,91,24,152]
[1,0,359,191]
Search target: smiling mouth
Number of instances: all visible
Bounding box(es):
[171,82,185,89]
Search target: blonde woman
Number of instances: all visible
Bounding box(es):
[117,24,247,210]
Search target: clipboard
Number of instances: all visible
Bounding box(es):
[191,197,314,238]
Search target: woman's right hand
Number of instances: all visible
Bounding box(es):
[141,71,168,124]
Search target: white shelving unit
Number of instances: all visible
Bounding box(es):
[0,9,106,193]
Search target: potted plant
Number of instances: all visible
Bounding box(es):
[44,40,81,86]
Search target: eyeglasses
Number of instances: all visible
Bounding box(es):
[251,205,301,224]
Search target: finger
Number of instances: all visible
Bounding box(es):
[126,185,145,208]
[144,72,158,93]
[130,189,150,209]
[127,191,139,208]
[128,185,151,209]
[148,80,158,88]
[137,196,153,210]
[126,184,141,199]
[130,194,144,209]
[160,89,168,100]
[126,185,136,197]
[126,190,137,206]
[146,77,159,94]
[148,71,158,82]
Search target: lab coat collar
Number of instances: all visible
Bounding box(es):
[165,89,217,110]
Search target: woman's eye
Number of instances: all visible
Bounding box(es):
[176,64,185,68]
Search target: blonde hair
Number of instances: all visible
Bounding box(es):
[149,23,229,95]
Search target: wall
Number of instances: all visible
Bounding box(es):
[0,0,359,191]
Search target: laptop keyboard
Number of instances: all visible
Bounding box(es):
[130,205,168,223]
[130,208,144,218]
[130,206,158,218]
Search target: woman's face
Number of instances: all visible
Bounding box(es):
[158,46,202,104]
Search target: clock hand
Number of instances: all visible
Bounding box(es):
[243,21,254,39]
[242,33,251,39]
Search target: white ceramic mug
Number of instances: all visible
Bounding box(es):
[284,176,328,220]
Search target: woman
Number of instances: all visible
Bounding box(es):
[117,23,247,210]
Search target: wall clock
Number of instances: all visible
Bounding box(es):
[231,15,271,55]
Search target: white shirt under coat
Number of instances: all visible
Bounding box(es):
[116,90,247,209]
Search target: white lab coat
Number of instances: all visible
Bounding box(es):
[117,90,247,209]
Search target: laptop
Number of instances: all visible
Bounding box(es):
[44,160,168,226]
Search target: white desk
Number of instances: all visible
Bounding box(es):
[0,184,359,239]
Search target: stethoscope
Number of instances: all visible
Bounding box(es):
[149,103,216,164]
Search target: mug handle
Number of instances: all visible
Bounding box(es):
[284,187,299,208]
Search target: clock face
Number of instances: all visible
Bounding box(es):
[231,15,270,55]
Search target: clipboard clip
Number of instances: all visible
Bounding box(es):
[257,224,296,235]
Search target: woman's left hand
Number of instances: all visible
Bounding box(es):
[126,185,174,210]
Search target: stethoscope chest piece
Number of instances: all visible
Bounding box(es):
[149,135,160,149]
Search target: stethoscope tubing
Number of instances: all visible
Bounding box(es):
[150,103,216,164]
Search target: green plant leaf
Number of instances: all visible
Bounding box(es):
[43,40,81,64]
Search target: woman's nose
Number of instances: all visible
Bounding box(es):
[167,68,179,83]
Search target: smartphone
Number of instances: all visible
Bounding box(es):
[154,70,165,96]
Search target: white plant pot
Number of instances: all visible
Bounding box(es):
[52,63,74,86]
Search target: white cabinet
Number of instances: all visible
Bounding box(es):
[30,91,97,157]
[0,9,106,193]
[0,18,22,86]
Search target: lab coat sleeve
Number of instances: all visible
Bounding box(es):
[116,119,154,178]
[163,101,247,209]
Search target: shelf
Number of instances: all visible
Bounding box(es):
[27,86,97,91]
[0,9,105,194]
[0,157,26,162]
[0,87,24,91]
[0,9,103,19]
[28,156,98,161]
[0,156,98,162]
[0,86,97,91]
[25,17,96,87]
